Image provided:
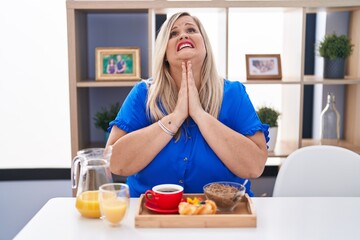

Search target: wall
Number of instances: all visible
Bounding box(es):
[0,180,72,240]
[0,0,71,169]
[251,177,277,197]
[0,1,71,236]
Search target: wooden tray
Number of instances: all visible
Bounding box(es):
[135,193,256,228]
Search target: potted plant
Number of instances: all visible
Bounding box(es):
[93,102,121,142]
[318,33,354,79]
[257,106,280,152]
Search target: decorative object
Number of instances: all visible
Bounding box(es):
[320,92,340,142]
[256,106,280,152]
[93,102,121,142]
[318,33,354,79]
[245,54,282,80]
[95,47,141,81]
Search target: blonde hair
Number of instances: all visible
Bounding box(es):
[147,12,224,126]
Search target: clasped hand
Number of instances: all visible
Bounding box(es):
[174,61,204,123]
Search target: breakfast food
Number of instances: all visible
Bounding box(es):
[204,182,245,210]
[178,197,217,215]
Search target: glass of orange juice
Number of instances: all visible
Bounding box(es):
[76,190,101,218]
[99,183,130,226]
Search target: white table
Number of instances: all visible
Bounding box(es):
[15,197,360,240]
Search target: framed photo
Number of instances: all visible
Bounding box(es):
[245,54,282,80]
[95,47,141,81]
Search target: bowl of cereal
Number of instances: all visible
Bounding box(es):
[203,181,246,212]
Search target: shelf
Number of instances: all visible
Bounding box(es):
[76,76,360,87]
[67,1,360,159]
[66,0,360,9]
[265,157,285,166]
[306,6,360,14]
[77,80,141,87]
[302,139,360,154]
[304,75,360,85]
[243,79,301,85]
[268,140,299,158]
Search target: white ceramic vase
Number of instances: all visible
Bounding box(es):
[267,127,278,152]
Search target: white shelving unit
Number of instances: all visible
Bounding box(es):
[66,0,360,158]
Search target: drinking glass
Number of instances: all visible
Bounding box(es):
[99,183,130,226]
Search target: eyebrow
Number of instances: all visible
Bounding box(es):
[171,22,196,31]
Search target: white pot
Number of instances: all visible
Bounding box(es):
[267,127,278,152]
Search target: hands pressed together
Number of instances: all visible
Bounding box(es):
[173,61,204,125]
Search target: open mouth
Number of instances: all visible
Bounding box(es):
[177,41,194,51]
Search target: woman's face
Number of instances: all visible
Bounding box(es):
[165,15,206,68]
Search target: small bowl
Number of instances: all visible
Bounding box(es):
[203,181,246,212]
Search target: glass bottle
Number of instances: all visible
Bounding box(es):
[320,92,340,141]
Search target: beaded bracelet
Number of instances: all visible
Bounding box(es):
[157,120,175,136]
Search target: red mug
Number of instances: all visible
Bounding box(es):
[145,184,184,210]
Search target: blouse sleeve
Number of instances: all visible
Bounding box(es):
[221,80,269,143]
[108,81,149,133]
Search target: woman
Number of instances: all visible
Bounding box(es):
[107,12,269,197]
[106,58,117,74]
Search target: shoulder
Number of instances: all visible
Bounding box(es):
[132,78,151,94]
[221,79,253,112]
[123,79,150,106]
[223,79,246,95]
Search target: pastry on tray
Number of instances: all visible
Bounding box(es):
[178,197,217,215]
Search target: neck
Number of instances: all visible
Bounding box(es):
[170,63,201,90]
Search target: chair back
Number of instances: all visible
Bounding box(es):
[273,145,360,197]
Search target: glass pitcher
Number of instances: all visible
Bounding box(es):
[71,147,113,218]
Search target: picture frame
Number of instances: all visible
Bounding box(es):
[245,54,282,80]
[95,47,141,81]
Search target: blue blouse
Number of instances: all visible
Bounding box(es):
[109,79,269,197]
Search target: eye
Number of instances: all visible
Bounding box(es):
[187,27,197,33]
[169,30,178,38]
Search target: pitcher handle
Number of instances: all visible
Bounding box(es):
[103,145,113,162]
[71,156,82,190]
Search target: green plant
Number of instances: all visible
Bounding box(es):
[257,106,280,127]
[318,33,354,60]
[93,102,121,132]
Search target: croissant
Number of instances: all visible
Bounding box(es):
[178,200,217,215]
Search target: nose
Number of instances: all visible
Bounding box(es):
[179,33,188,40]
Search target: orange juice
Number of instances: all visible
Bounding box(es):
[75,191,100,218]
[101,199,128,224]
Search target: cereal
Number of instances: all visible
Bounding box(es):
[204,182,244,211]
